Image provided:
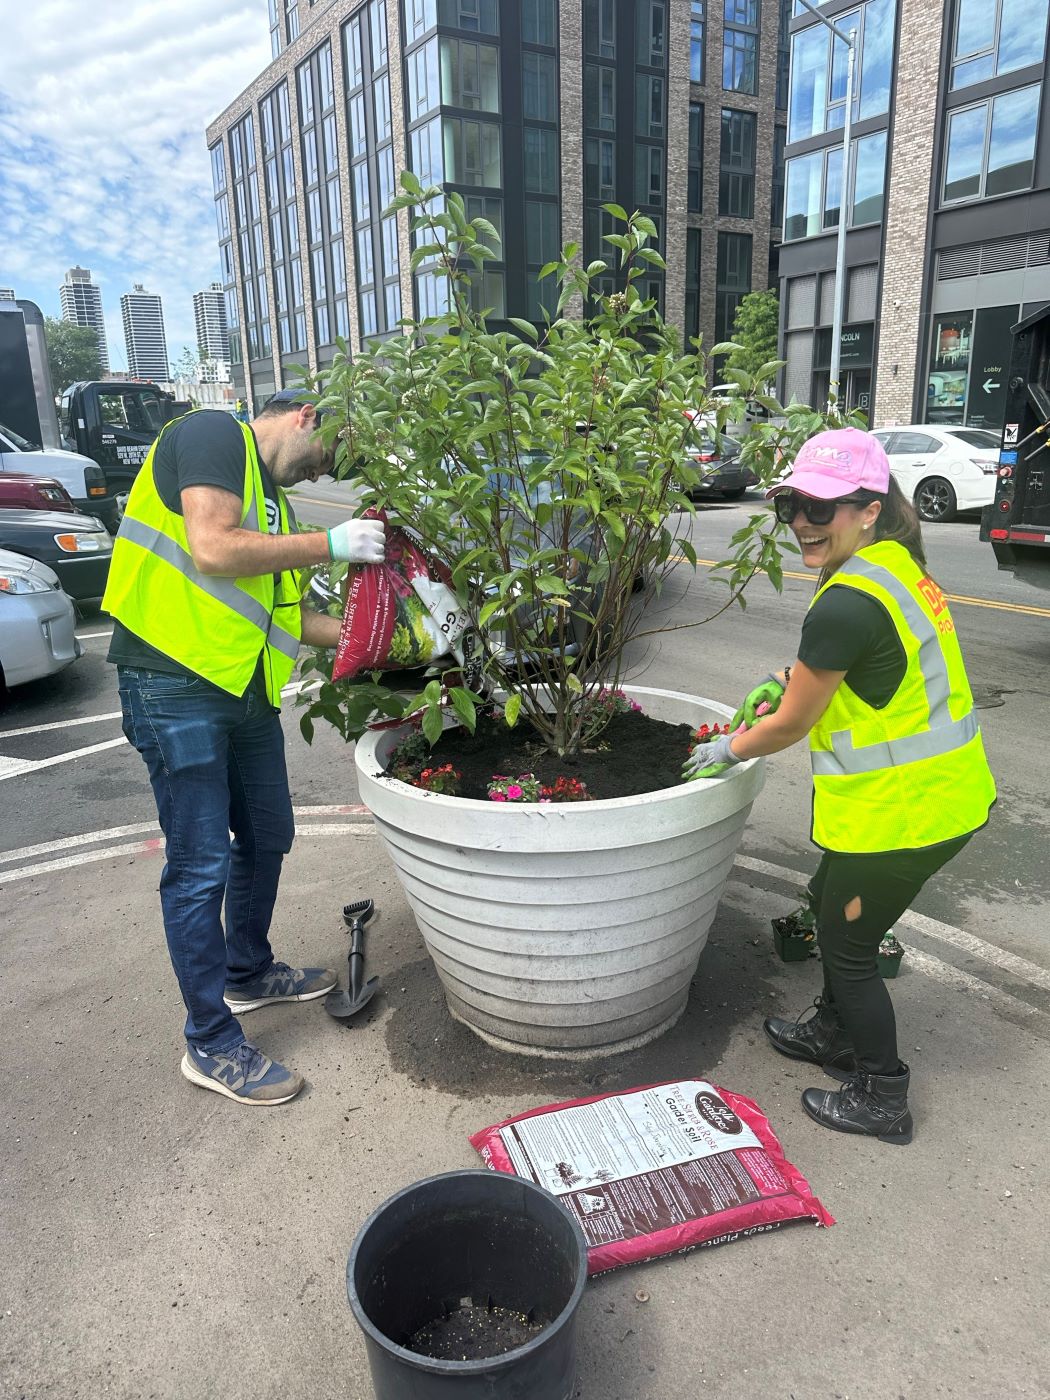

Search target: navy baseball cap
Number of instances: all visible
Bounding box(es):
[264,388,329,419]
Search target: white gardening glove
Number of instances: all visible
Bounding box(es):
[327,518,385,563]
[683,731,742,781]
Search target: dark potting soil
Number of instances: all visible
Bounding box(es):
[407,1301,544,1361]
[421,709,697,802]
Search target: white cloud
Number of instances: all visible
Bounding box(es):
[0,0,272,371]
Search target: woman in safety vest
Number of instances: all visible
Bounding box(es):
[684,428,995,1145]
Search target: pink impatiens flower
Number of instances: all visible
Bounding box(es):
[506,784,523,800]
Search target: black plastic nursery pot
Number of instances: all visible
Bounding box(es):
[878,949,905,979]
[774,928,814,962]
[347,1169,589,1400]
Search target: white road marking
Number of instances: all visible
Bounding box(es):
[0,711,123,739]
[0,823,376,886]
[75,629,113,639]
[735,854,1050,994]
[0,737,127,782]
[0,822,161,866]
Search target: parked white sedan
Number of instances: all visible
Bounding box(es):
[870,426,1000,522]
[0,548,82,693]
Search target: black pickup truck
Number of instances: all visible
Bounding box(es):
[981,303,1050,591]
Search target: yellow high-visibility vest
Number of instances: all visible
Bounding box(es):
[102,417,302,707]
[809,540,995,852]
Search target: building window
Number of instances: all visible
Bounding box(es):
[585,137,616,199]
[585,65,616,131]
[635,75,665,138]
[771,124,786,230]
[352,162,372,221]
[308,188,323,243]
[408,40,440,120]
[211,143,227,193]
[584,0,616,58]
[416,270,450,318]
[410,115,444,186]
[685,228,702,341]
[716,231,752,342]
[298,63,315,127]
[775,0,790,109]
[691,1,706,82]
[443,117,502,186]
[327,178,343,233]
[441,37,501,112]
[346,17,365,89]
[636,1,666,65]
[332,239,347,293]
[312,248,327,300]
[349,93,367,157]
[788,0,897,141]
[634,144,663,206]
[525,199,559,319]
[952,0,1048,90]
[385,282,403,327]
[361,288,378,336]
[407,0,437,40]
[522,50,556,120]
[723,0,759,96]
[688,104,704,212]
[943,85,1040,203]
[718,109,756,219]
[302,128,319,186]
[464,194,504,246]
[374,72,392,142]
[381,216,400,277]
[524,125,558,193]
[336,298,350,338]
[377,145,396,209]
[369,0,389,68]
[522,0,556,45]
[357,228,375,285]
[438,0,498,33]
[784,130,886,238]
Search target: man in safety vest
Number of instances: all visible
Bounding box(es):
[102,390,385,1106]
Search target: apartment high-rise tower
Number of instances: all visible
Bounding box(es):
[120,284,170,381]
[59,266,110,372]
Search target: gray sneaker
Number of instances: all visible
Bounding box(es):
[181,1042,304,1106]
[224,961,337,1013]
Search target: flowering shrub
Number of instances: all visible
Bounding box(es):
[488,773,544,803]
[580,689,645,745]
[540,776,592,802]
[415,763,462,796]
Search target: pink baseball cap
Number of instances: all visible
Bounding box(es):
[766,427,890,500]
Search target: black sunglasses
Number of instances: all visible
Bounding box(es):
[773,490,869,526]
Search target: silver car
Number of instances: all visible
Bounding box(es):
[0,547,82,691]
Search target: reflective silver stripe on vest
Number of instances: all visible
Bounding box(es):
[267,619,301,661]
[836,553,952,726]
[118,517,274,636]
[813,552,976,777]
[812,710,980,776]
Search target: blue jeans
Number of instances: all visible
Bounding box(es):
[118,667,295,1053]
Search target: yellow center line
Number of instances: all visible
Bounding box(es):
[674,556,1050,619]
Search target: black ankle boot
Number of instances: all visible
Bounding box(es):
[801,1065,913,1145]
[763,997,856,1077]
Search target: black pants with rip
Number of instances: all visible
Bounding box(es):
[807,833,973,1075]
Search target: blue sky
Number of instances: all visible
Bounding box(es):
[0,1,273,373]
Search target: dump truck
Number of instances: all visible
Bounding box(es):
[981,303,1050,591]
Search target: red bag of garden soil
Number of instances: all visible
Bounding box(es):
[470,1080,833,1275]
[332,510,471,681]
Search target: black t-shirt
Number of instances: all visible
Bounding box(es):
[107,412,283,684]
[797,584,907,709]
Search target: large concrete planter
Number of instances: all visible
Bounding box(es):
[355,686,764,1058]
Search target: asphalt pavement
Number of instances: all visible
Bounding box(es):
[2,489,1050,1399]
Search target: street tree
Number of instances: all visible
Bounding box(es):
[173,345,200,382]
[44,318,103,391]
[726,291,780,390]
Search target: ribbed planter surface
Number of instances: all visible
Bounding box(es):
[355,686,764,1058]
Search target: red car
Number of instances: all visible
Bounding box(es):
[0,470,76,513]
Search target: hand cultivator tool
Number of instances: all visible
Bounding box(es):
[326,898,379,1023]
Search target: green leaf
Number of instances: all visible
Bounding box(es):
[601,203,628,221]
[478,597,504,627]
[299,713,314,745]
[678,540,698,567]
[449,686,478,732]
[566,673,584,694]
[424,679,442,706]
[422,706,444,746]
[504,693,522,727]
[507,317,539,341]
[534,575,570,595]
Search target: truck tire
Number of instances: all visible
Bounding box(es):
[915,477,957,523]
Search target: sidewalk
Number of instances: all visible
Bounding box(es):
[3,823,1047,1399]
